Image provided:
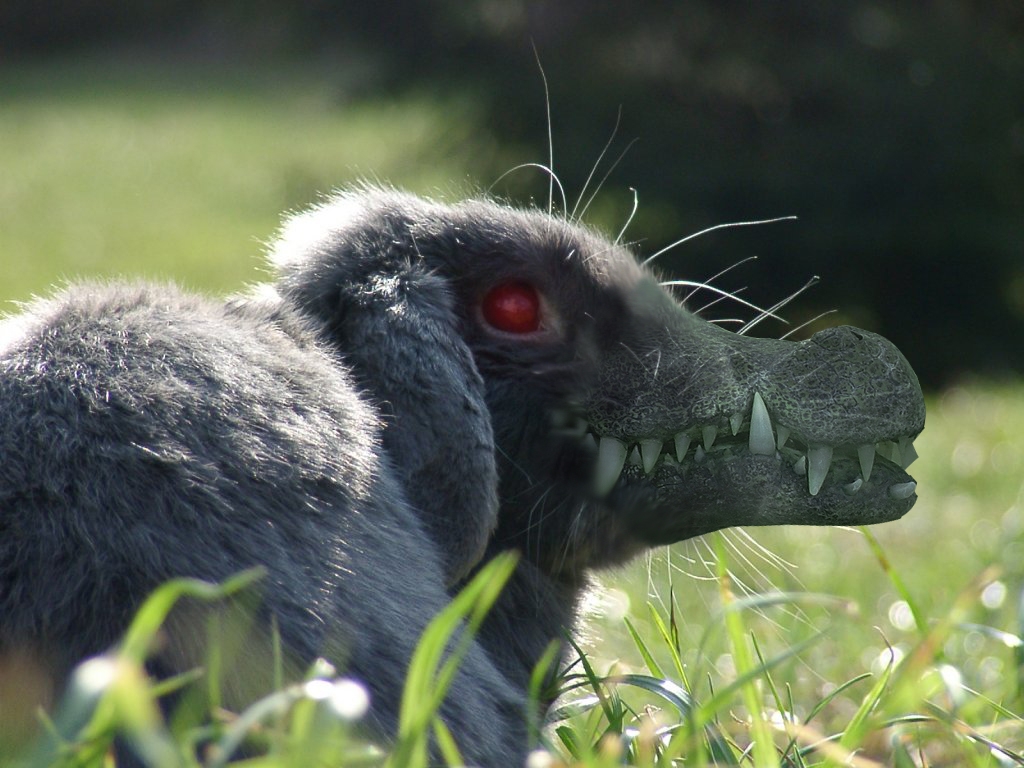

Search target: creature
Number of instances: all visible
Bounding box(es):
[0,187,925,764]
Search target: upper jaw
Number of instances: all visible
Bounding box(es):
[582,385,921,496]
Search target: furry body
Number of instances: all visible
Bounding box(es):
[0,188,925,764]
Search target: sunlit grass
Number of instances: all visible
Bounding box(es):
[0,57,516,305]
[577,379,1024,764]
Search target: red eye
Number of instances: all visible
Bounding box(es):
[481,281,541,334]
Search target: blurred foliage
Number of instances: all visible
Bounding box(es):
[2,1,1023,386]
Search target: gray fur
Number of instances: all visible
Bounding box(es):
[0,186,925,764]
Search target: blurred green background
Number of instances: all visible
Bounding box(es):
[3,2,1023,386]
[2,1,1024,743]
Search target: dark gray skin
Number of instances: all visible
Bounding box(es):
[0,186,925,765]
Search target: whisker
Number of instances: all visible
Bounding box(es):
[693,287,748,316]
[738,275,820,336]
[615,188,639,246]
[531,44,557,216]
[641,216,798,266]
[575,138,639,223]
[733,528,799,572]
[571,106,622,220]
[681,256,759,304]
[488,163,568,215]
[661,280,787,323]
[779,309,838,340]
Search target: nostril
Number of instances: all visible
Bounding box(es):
[808,326,871,351]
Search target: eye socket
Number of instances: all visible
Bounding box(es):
[481,281,541,334]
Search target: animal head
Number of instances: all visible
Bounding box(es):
[268,186,925,582]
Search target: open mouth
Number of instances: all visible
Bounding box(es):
[569,391,920,500]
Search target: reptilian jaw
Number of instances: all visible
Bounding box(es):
[579,391,921,499]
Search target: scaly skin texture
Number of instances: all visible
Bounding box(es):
[0,187,925,765]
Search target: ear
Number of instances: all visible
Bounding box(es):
[269,191,499,585]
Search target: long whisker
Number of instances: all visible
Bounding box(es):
[488,163,568,214]
[575,138,639,223]
[779,309,838,340]
[571,106,622,219]
[693,286,749,316]
[642,216,798,266]
[531,44,556,216]
[739,276,820,336]
[733,528,799,572]
[661,280,787,323]
[615,188,639,246]
[682,256,759,304]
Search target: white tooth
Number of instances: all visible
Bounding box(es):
[663,453,679,467]
[793,455,807,476]
[857,443,875,482]
[807,445,833,496]
[595,437,628,496]
[889,481,917,499]
[628,446,642,466]
[729,412,743,435]
[844,478,863,495]
[775,425,790,449]
[900,439,919,469]
[582,433,597,452]
[674,432,691,461]
[889,441,902,465]
[694,445,706,463]
[702,425,718,450]
[877,440,901,465]
[748,392,775,456]
[639,439,663,474]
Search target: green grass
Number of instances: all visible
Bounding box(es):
[578,379,1024,764]
[0,56,519,306]
[2,59,1023,765]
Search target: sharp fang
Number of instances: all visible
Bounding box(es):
[889,481,917,499]
[702,425,718,450]
[639,438,663,474]
[807,445,833,496]
[877,440,901,465]
[748,392,775,455]
[674,432,691,461]
[776,425,790,449]
[900,439,919,469]
[628,446,642,466]
[729,412,743,435]
[857,443,875,482]
[694,445,706,463]
[595,437,628,496]
[793,455,807,476]
[582,433,597,451]
[844,478,863,495]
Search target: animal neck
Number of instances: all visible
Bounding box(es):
[469,547,584,693]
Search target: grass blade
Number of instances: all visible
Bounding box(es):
[714,533,780,768]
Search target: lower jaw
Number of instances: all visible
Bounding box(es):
[614,447,917,541]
